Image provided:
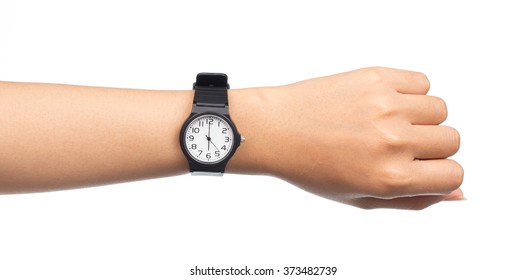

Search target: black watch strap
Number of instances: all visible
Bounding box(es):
[193,73,229,108]
[184,72,240,175]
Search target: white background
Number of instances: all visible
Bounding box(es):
[1,1,525,279]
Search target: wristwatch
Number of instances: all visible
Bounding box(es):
[179,73,242,174]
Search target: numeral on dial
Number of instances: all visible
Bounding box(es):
[185,114,235,164]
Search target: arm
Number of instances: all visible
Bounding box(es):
[0,82,194,193]
[0,67,463,209]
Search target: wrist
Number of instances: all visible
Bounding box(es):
[227,86,280,175]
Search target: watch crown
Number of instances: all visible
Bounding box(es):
[241,135,246,143]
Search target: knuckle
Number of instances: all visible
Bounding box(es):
[369,96,395,118]
[362,67,388,83]
[415,71,431,92]
[438,126,461,156]
[450,160,464,188]
[433,96,448,122]
[446,127,461,155]
[376,127,407,151]
[372,165,412,198]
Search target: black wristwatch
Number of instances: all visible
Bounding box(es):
[180,73,243,174]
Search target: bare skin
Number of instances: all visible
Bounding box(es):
[0,67,463,209]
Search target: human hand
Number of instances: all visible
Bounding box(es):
[229,67,463,209]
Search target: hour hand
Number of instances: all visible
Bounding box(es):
[205,135,211,151]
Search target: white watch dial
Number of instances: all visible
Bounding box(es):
[183,114,235,164]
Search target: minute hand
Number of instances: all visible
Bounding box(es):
[209,139,221,152]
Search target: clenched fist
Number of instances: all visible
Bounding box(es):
[229,67,463,209]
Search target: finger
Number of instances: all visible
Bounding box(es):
[383,68,430,95]
[399,94,448,125]
[408,159,464,195]
[348,189,463,210]
[410,125,461,159]
[443,188,465,201]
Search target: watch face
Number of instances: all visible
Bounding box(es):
[183,114,235,164]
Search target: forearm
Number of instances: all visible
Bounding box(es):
[0,82,197,193]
